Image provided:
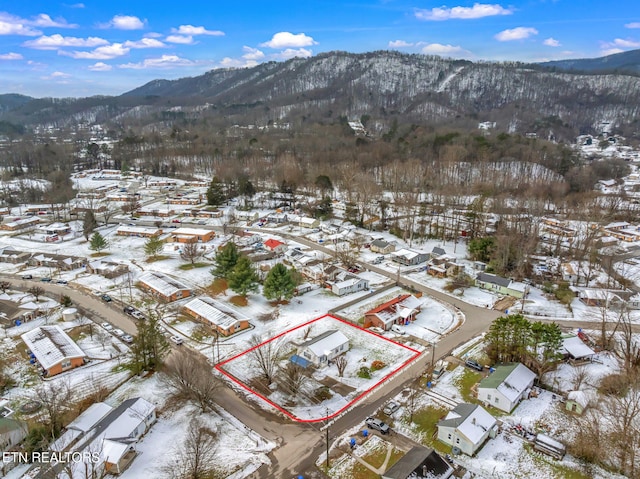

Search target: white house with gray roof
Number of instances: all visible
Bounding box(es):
[475,272,529,299]
[298,330,349,367]
[437,403,497,456]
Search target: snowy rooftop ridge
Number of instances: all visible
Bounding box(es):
[138,271,191,297]
[21,325,86,370]
[183,295,249,329]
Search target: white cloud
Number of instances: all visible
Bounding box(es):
[50,71,71,78]
[272,48,313,60]
[171,25,224,36]
[144,32,163,38]
[65,3,85,8]
[30,14,77,28]
[388,40,413,48]
[625,22,640,29]
[123,38,165,49]
[118,54,195,69]
[0,52,22,60]
[23,34,109,50]
[219,57,257,68]
[0,16,41,36]
[165,34,194,44]
[106,15,145,30]
[60,42,130,59]
[415,3,513,21]
[260,32,317,48]
[88,62,111,71]
[543,37,560,47]
[242,46,264,61]
[494,27,538,41]
[421,43,465,55]
[601,48,624,56]
[610,38,640,48]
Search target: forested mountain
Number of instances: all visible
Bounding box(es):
[2,50,640,140]
[539,48,640,74]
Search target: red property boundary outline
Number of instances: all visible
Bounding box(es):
[215,314,421,423]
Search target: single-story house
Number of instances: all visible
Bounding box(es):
[235,210,259,222]
[430,246,447,259]
[137,271,192,302]
[0,417,28,451]
[266,213,288,224]
[477,363,537,413]
[381,446,453,479]
[391,248,429,266]
[0,246,30,264]
[364,294,422,330]
[0,217,40,231]
[86,260,129,279]
[370,239,396,255]
[325,270,369,296]
[475,272,529,299]
[182,296,251,336]
[137,205,175,217]
[29,252,86,271]
[21,325,87,377]
[169,227,215,243]
[299,216,320,229]
[578,289,623,307]
[437,403,497,456]
[264,238,287,254]
[116,226,163,238]
[298,330,349,367]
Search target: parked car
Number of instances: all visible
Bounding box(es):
[368,327,385,335]
[391,324,407,335]
[21,274,33,279]
[56,279,68,285]
[101,322,113,331]
[113,329,125,337]
[169,335,184,345]
[40,277,52,282]
[123,306,135,315]
[131,311,145,320]
[371,256,384,265]
[365,417,390,434]
[101,294,112,302]
[465,359,484,371]
[121,334,134,343]
[382,401,400,416]
[171,219,181,223]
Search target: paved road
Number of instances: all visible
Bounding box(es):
[1,274,138,335]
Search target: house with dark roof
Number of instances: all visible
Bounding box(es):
[475,272,529,298]
[437,403,497,456]
[381,446,453,479]
[477,363,536,413]
[370,239,396,255]
[364,294,422,330]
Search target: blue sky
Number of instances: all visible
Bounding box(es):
[1,1,640,97]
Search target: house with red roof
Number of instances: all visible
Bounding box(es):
[364,294,422,330]
[264,238,287,255]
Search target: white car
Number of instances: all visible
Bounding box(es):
[113,329,125,337]
[101,322,113,331]
[368,327,385,335]
[391,324,407,335]
[121,334,134,343]
[169,335,184,345]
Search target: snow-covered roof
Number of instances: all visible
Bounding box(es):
[102,397,155,440]
[21,325,86,370]
[183,296,249,329]
[391,248,425,260]
[562,336,595,359]
[67,402,114,433]
[567,390,594,409]
[439,403,496,444]
[480,363,536,402]
[301,330,349,356]
[102,439,130,464]
[117,225,161,235]
[138,271,191,298]
[172,227,212,236]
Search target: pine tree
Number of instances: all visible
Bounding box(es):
[263,263,296,302]
[144,235,164,259]
[212,242,239,278]
[228,256,259,297]
[129,317,170,374]
[206,176,226,207]
[89,232,108,253]
[82,210,98,240]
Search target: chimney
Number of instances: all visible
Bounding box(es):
[472,417,476,425]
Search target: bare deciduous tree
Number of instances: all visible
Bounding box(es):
[279,362,307,395]
[335,355,348,377]
[161,348,221,413]
[162,418,222,479]
[27,285,45,302]
[180,241,204,265]
[247,334,282,386]
[32,379,73,439]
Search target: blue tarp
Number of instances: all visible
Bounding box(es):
[290,354,312,369]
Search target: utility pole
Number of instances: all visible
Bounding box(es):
[326,408,330,469]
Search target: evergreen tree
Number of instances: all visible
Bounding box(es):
[315,196,333,219]
[89,232,108,253]
[128,317,170,374]
[212,242,239,278]
[263,263,296,302]
[82,210,97,240]
[206,176,225,207]
[144,235,164,259]
[228,256,259,297]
